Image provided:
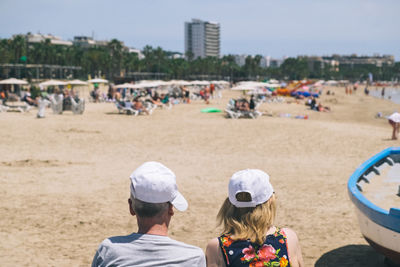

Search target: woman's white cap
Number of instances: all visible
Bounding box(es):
[130,161,188,211]
[228,169,274,208]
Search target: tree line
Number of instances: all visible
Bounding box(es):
[1,35,399,82]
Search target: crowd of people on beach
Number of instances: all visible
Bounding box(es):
[109,83,220,116]
[3,79,400,141]
[305,96,331,112]
[0,85,85,117]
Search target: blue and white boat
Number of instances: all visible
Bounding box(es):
[348,147,400,264]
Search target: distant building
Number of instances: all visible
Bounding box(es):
[73,36,96,47]
[233,54,283,68]
[234,54,248,66]
[184,19,220,59]
[18,33,72,46]
[323,54,395,67]
[299,54,394,73]
[73,36,109,48]
[128,48,145,60]
[298,56,340,72]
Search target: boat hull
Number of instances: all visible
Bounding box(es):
[355,209,400,263]
[348,147,400,264]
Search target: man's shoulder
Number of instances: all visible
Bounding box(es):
[93,234,205,267]
[167,237,204,254]
[98,233,202,253]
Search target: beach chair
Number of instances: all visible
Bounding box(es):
[49,94,64,114]
[143,101,156,115]
[70,97,85,115]
[115,101,139,116]
[225,108,241,119]
[3,101,32,113]
[0,104,10,112]
[36,98,51,118]
[225,99,262,119]
[225,99,242,119]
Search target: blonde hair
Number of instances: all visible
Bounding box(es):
[217,193,276,245]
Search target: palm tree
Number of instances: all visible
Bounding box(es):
[11,35,27,63]
[108,39,124,78]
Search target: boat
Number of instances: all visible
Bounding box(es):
[348,147,400,264]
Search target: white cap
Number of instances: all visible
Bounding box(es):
[129,161,188,211]
[228,169,274,208]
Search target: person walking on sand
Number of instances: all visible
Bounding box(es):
[91,161,206,267]
[206,169,304,267]
[387,112,400,140]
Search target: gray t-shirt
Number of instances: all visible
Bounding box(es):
[91,233,206,267]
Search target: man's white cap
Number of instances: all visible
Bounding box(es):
[228,169,274,208]
[130,161,188,211]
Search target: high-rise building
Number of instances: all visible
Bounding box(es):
[184,19,220,59]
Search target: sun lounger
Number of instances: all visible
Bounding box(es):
[225,98,262,119]
[143,101,156,115]
[49,94,64,114]
[0,104,10,112]
[37,98,51,118]
[115,101,139,116]
[70,97,85,115]
[3,102,31,113]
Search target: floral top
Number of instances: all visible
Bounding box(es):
[218,227,290,267]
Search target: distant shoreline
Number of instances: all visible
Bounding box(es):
[369,87,400,105]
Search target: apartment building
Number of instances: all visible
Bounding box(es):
[184,19,220,59]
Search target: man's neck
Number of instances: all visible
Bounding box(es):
[137,217,169,236]
[138,224,168,236]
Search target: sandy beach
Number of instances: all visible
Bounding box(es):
[0,86,399,266]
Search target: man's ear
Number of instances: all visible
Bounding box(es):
[128,198,136,216]
[168,203,174,216]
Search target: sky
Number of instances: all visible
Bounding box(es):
[1,0,399,60]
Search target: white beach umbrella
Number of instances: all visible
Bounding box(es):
[0,78,28,85]
[168,80,191,86]
[190,80,210,86]
[246,88,272,95]
[325,80,338,85]
[67,79,88,85]
[39,79,67,87]
[87,78,109,84]
[231,84,260,91]
[115,83,136,89]
[264,83,281,88]
[269,79,279,83]
[137,81,168,88]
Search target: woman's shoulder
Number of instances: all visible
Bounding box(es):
[279,227,300,241]
[280,227,304,267]
[206,237,220,249]
[206,238,226,267]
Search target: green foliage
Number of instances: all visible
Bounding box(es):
[0,36,399,82]
[280,58,309,80]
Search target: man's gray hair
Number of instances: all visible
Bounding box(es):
[131,197,170,217]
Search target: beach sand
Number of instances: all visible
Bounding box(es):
[0,86,399,266]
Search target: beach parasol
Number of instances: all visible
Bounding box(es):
[165,80,192,86]
[0,78,28,85]
[0,78,29,94]
[67,79,88,86]
[114,83,137,89]
[231,84,260,91]
[39,79,67,87]
[87,78,109,84]
[190,80,210,86]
